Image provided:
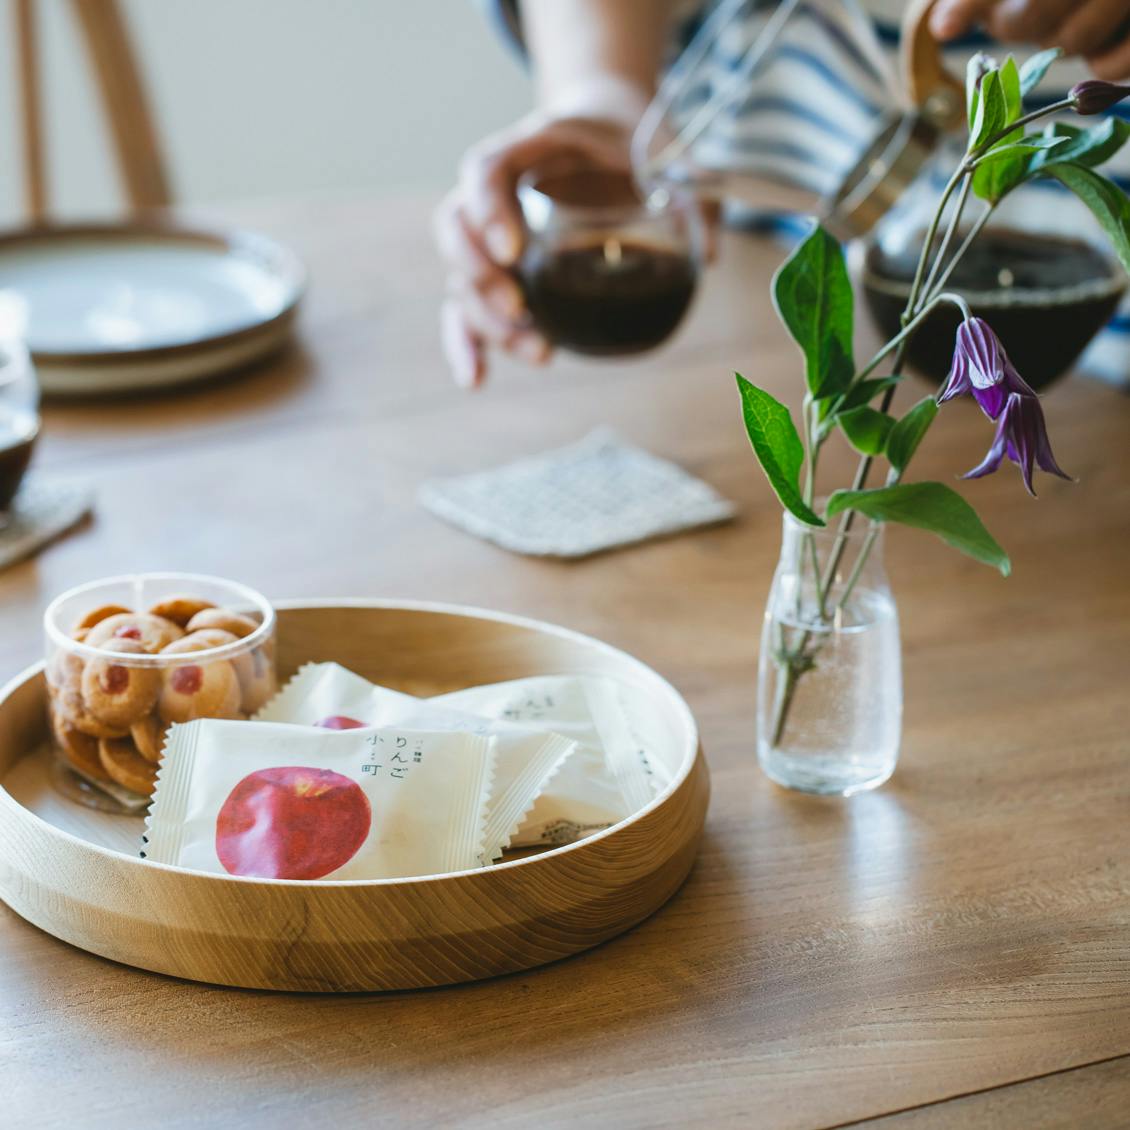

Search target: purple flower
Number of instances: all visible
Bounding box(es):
[938,318,1071,495]
[1071,80,1130,116]
[963,392,1073,497]
[937,317,1035,420]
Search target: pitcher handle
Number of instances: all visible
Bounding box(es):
[902,0,967,130]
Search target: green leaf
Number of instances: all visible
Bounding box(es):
[1019,47,1062,97]
[1033,119,1130,171]
[973,134,1068,201]
[771,225,854,401]
[838,407,893,456]
[836,376,902,413]
[1042,163,1130,275]
[973,135,1069,202]
[966,55,987,126]
[736,374,824,528]
[976,135,1070,161]
[827,482,1011,576]
[972,62,1026,202]
[971,70,1008,151]
[999,57,1022,125]
[886,397,938,473]
[973,150,1025,203]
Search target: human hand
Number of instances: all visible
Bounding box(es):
[930,0,1130,81]
[434,113,631,388]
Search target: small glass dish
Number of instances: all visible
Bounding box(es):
[43,572,276,813]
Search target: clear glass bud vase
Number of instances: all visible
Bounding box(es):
[757,511,901,795]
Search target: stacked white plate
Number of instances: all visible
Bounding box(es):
[0,223,305,396]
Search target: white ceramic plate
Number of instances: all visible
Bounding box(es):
[0,223,305,396]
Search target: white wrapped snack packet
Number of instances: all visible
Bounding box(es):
[256,663,574,859]
[433,675,664,847]
[144,719,493,880]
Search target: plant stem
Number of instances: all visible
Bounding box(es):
[903,166,968,324]
[766,107,1035,751]
[972,98,1075,155]
[834,471,899,616]
[770,661,801,747]
[923,202,997,304]
[800,399,827,613]
[919,174,972,305]
[847,292,972,399]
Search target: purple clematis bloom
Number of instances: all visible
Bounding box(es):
[963,392,1073,497]
[937,317,1035,420]
[938,318,1071,495]
[1071,80,1130,116]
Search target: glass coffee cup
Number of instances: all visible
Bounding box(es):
[515,167,704,357]
[0,340,40,523]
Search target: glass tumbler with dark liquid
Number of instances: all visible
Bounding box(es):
[862,231,1126,390]
[859,150,1127,390]
[0,342,40,521]
[516,168,702,357]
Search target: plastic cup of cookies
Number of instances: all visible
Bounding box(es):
[43,573,276,813]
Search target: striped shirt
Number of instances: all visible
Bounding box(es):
[481,0,1130,386]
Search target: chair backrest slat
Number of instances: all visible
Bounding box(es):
[13,0,173,221]
[15,0,48,221]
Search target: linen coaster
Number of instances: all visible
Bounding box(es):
[0,475,93,570]
[419,429,735,557]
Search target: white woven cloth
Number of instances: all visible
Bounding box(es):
[419,429,735,558]
[0,475,92,570]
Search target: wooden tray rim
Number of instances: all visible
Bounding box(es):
[0,597,701,889]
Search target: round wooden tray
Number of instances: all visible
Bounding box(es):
[0,600,709,991]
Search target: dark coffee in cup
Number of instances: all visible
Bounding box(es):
[0,406,37,511]
[516,168,701,358]
[862,230,1125,389]
[519,236,697,356]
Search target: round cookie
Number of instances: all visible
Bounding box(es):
[185,608,259,639]
[52,714,113,783]
[47,648,84,696]
[52,680,130,739]
[158,659,242,724]
[147,594,216,628]
[161,628,240,655]
[98,737,158,796]
[130,715,170,765]
[85,612,184,654]
[162,629,272,710]
[81,638,162,729]
[74,603,132,632]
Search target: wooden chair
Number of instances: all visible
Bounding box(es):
[14,0,171,221]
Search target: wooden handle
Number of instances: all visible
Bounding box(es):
[902,0,966,129]
[15,0,48,222]
[71,0,172,210]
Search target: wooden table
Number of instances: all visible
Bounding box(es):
[2,195,1128,1129]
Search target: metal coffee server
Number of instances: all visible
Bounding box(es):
[632,0,965,241]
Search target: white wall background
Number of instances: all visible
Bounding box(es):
[0,0,533,221]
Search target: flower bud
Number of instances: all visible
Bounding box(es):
[1070,80,1130,116]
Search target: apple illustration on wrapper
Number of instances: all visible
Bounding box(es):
[316,715,366,730]
[215,766,372,879]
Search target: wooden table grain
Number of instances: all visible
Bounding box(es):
[1,195,1128,1129]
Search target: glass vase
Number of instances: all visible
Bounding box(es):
[757,510,901,795]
